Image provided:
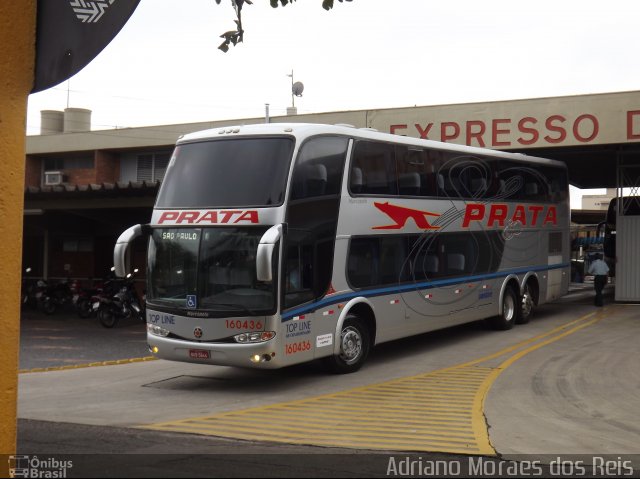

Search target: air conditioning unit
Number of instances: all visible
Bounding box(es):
[44,171,64,186]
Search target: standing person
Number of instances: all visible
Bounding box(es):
[588,254,610,307]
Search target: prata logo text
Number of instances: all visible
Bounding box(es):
[157,210,259,225]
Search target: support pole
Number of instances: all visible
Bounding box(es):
[0,1,36,473]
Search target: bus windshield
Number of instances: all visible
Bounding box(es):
[155,137,294,208]
[147,227,276,315]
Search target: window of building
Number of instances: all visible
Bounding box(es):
[137,152,171,182]
[44,157,94,170]
[62,238,94,252]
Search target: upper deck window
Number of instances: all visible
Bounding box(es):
[155,137,294,208]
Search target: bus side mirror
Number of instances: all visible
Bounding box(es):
[256,224,283,282]
[114,224,150,278]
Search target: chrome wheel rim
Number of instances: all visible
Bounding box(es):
[339,326,362,365]
[521,288,533,318]
[503,293,516,322]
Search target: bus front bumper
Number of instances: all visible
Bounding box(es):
[147,334,283,369]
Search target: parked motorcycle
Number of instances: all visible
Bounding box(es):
[74,279,107,319]
[95,270,145,328]
[21,268,44,310]
[41,279,74,315]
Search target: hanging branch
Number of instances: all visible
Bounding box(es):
[215,0,353,52]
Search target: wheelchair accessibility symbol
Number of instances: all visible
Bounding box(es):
[186,295,197,309]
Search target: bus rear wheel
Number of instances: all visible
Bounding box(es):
[488,286,520,330]
[324,316,370,374]
[517,283,535,324]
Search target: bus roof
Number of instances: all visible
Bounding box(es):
[177,123,566,169]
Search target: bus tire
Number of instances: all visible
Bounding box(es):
[517,283,535,324]
[324,315,370,374]
[488,286,519,330]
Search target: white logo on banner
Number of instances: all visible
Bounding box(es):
[69,0,116,23]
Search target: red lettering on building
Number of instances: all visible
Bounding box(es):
[517,117,539,145]
[390,124,407,135]
[573,114,599,142]
[627,110,640,140]
[415,123,433,139]
[466,121,486,147]
[492,119,511,147]
[544,115,567,144]
[441,122,460,142]
[392,113,605,146]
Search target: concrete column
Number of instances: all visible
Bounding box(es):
[0,0,36,473]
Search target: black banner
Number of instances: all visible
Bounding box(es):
[32,0,141,93]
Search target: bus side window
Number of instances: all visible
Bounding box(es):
[447,253,466,276]
[284,242,314,308]
[397,147,428,197]
[413,249,440,279]
[379,237,409,284]
[291,136,347,200]
[347,238,378,288]
[351,140,397,196]
[398,172,421,196]
[350,167,364,194]
[470,178,488,198]
[305,164,327,197]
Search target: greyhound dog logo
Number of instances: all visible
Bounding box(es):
[373,202,441,230]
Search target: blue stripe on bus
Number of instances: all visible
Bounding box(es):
[281,262,570,321]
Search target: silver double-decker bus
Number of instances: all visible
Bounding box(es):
[114,123,569,373]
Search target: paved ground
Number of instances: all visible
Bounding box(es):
[16,283,640,477]
[19,309,147,370]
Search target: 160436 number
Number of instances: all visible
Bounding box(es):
[225,320,263,330]
[285,340,311,355]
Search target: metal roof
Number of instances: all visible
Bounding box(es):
[25,180,160,198]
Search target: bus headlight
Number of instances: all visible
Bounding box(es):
[147,324,170,337]
[234,331,276,343]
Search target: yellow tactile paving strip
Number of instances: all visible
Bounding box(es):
[18,356,157,374]
[144,309,607,455]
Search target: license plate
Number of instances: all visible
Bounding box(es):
[189,349,210,360]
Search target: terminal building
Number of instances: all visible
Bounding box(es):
[23,91,640,300]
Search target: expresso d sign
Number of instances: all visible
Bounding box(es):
[32,0,141,93]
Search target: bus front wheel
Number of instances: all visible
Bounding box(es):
[324,316,370,374]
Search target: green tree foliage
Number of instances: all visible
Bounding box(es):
[214,0,352,52]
